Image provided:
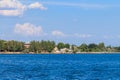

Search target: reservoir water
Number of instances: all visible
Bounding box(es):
[0,53,120,80]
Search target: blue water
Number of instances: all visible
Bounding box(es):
[0,54,120,80]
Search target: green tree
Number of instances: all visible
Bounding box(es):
[114,46,120,52]
[57,42,65,50]
[64,43,70,49]
[0,40,6,52]
[29,41,41,53]
[46,41,55,52]
[88,43,99,52]
[79,43,88,52]
[98,42,106,52]
[71,45,78,53]
[40,40,48,52]
[6,40,25,52]
[29,40,55,53]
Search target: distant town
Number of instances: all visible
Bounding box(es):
[0,40,120,54]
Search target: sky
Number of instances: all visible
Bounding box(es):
[0,0,120,46]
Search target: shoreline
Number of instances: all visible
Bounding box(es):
[0,52,120,54]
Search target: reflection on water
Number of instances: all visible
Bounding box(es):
[0,54,120,80]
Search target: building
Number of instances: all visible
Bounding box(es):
[24,43,30,49]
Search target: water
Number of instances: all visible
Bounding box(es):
[0,53,120,80]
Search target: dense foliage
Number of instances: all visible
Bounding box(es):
[0,40,25,52]
[57,42,70,50]
[29,40,55,53]
[0,40,120,53]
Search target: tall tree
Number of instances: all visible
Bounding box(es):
[0,40,6,52]
[65,43,70,49]
[57,42,65,50]
[98,42,106,51]
[79,43,88,52]
[88,43,99,52]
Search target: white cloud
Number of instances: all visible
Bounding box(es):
[28,2,47,10]
[0,0,26,16]
[0,0,46,16]
[0,10,23,16]
[51,31,93,38]
[52,30,65,37]
[74,33,92,38]
[14,23,44,36]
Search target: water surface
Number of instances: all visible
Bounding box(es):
[0,53,120,80]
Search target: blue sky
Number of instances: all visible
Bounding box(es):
[0,0,120,46]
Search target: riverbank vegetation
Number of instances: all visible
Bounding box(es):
[0,40,120,53]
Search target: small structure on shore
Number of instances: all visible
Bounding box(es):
[53,47,60,53]
[24,43,30,49]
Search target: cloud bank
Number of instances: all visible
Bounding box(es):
[14,23,92,39]
[52,30,66,37]
[28,2,47,10]
[0,0,119,16]
[0,0,46,16]
[14,23,44,36]
[51,30,92,38]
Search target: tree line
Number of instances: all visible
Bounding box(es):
[0,40,24,52]
[0,40,120,53]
